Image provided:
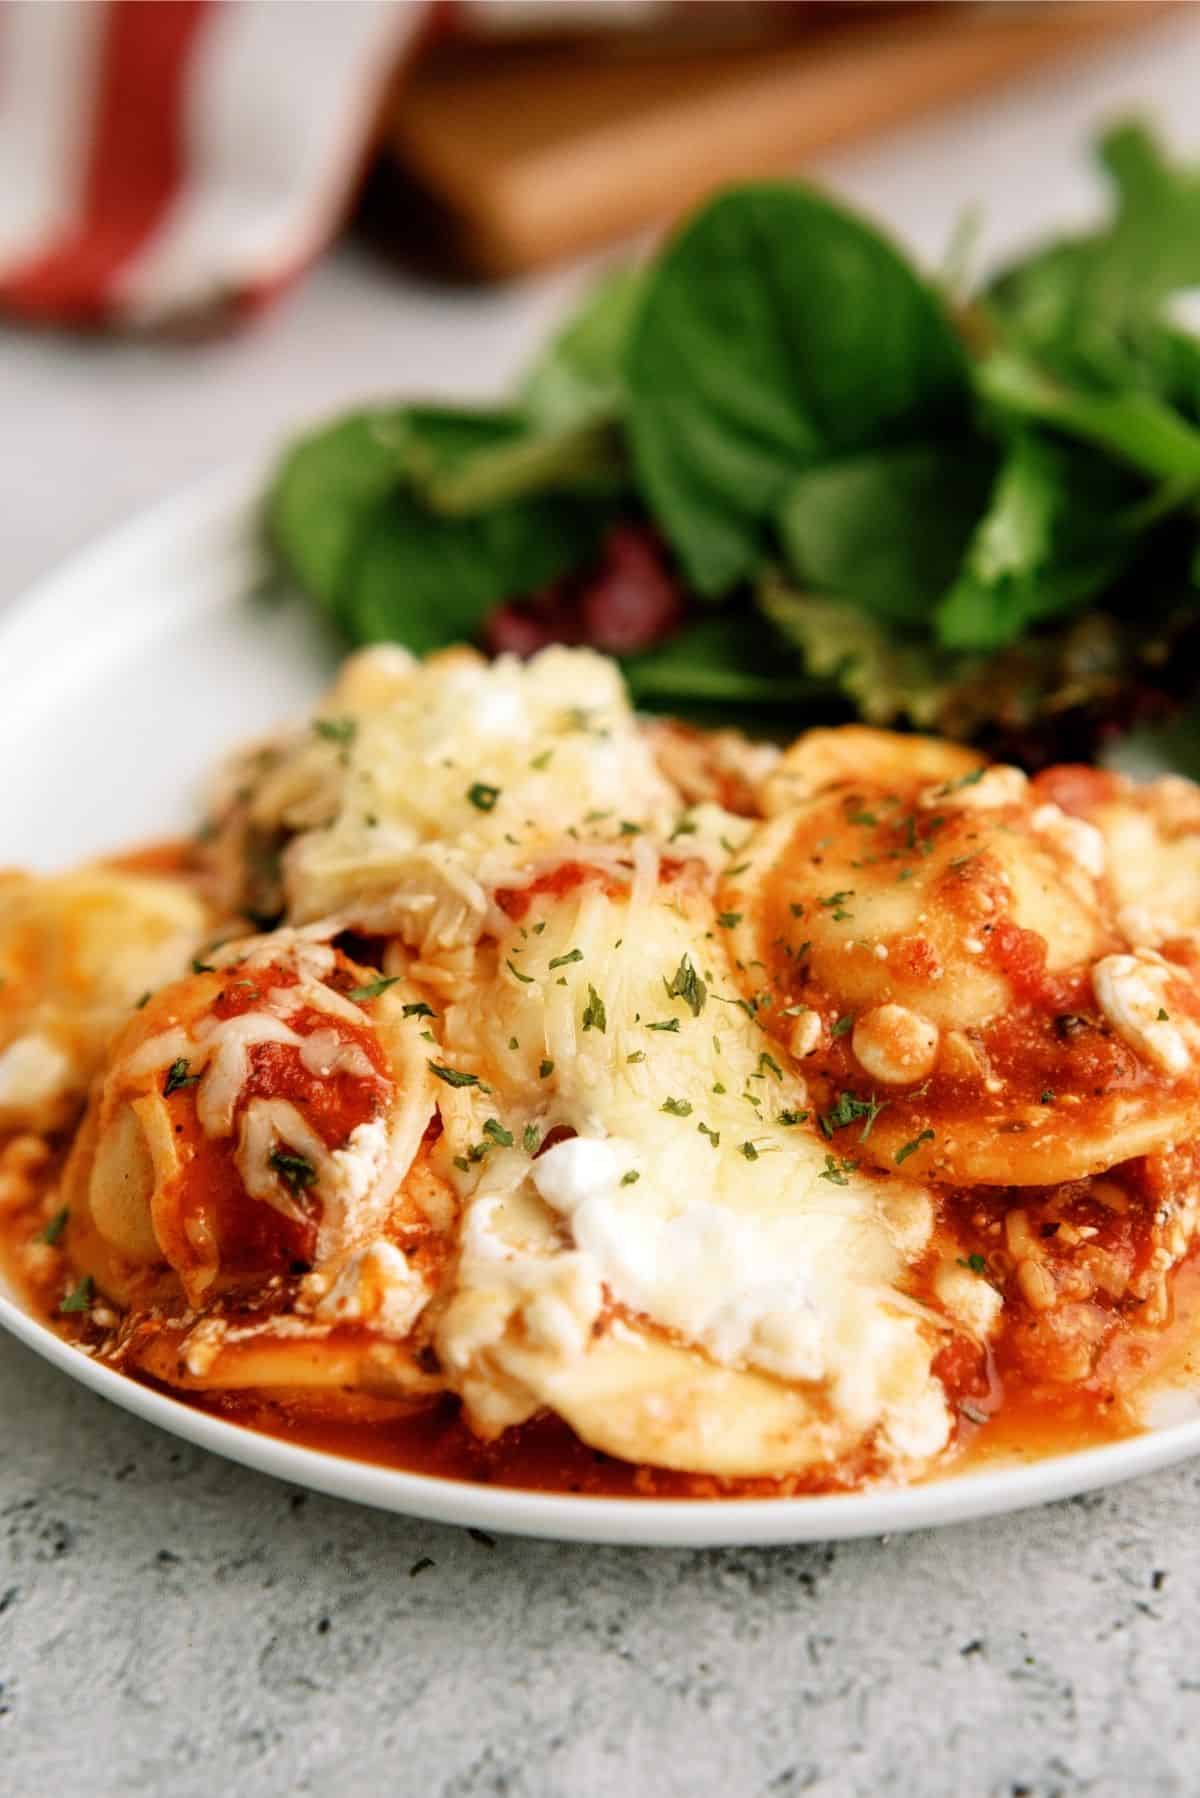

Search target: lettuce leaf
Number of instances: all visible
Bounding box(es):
[777,441,994,630]
[934,435,1143,652]
[626,184,970,597]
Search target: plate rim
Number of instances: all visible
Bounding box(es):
[4,458,1200,1547]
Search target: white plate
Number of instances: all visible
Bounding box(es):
[4,460,1200,1547]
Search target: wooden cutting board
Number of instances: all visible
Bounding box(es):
[378,1,1172,277]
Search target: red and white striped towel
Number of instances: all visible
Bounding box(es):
[0,0,424,330]
[0,0,732,331]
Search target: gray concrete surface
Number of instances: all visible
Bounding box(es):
[5,20,1200,1793]
[3,1326,1197,1798]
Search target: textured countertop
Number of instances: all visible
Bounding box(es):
[4,17,1200,1794]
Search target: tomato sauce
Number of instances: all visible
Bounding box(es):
[165,961,394,1280]
[494,861,626,922]
[1,1136,1194,1501]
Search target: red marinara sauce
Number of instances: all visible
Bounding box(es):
[163,960,393,1277]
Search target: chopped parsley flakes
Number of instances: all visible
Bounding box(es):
[664,953,706,1017]
[348,975,401,1002]
[582,985,607,1033]
[661,1097,693,1117]
[895,1129,935,1165]
[36,1207,68,1246]
[819,1154,856,1185]
[958,1253,988,1275]
[820,1090,886,1142]
[269,1147,317,1192]
[467,782,501,812]
[428,1062,481,1089]
[60,1275,93,1315]
[163,1058,200,1097]
[483,1118,514,1148]
[548,948,583,970]
[313,716,356,745]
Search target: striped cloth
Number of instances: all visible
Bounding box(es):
[0,0,705,332]
[0,0,423,330]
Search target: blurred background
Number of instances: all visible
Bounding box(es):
[3,0,1200,605]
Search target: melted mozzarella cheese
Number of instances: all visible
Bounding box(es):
[300,1238,428,1335]
[245,646,679,946]
[430,870,949,1477]
[1093,777,1200,946]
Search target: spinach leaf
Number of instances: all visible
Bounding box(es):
[338,488,613,653]
[987,123,1200,371]
[626,183,970,597]
[522,265,647,431]
[623,613,817,710]
[399,273,647,515]
[776,441,994,628]
[271,403,626,647]
[411,417,627,515]
[934,435,1141,652]
[268,409,409,610]
[398,405,529,483]
[267,406,529,608]
[976,351,1200,484]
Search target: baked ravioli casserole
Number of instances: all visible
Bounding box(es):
[5,644,1200,1496]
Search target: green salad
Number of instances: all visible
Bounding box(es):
[268,120,1200,764]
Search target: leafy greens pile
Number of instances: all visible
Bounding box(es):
[268,121,1200,756]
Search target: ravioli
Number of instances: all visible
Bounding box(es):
[63,934,448,1402]
[725,732,1200,1187]
[203,644,678,948]
[427,858,947,1477]
[10,653,1200,1495]
[0,868,210,1132]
